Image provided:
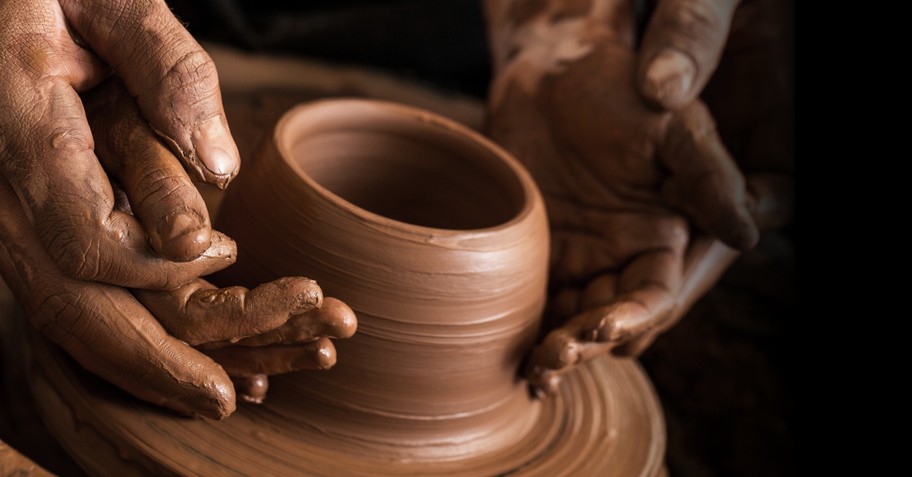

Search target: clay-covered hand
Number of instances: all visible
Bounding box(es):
[134,279,357,405]
[0,0,242,419]
[0,0,244,415]
[486,1,768,395]
[636,0,794,226]
[0,187,354,416]
[0,178,240,419]
[91,79,355,407]
[90,78,357,407]
[644,0,795,228]
[0,76,357,418]
[0,0,239,274]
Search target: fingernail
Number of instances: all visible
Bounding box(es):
[314,338,337,369]
[159,211,210,261]
[234,374,269,404]
[643,49,695,108]
[191,116,239,179]
[530,371,561,398]
[202,232,237,261]
[320,298,358,339]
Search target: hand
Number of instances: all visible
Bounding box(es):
[0,177,239,418]
[0,0,240,272]
[0,77,357,417]
[637,0,794,227]
[90,79,357,408]
[486,4,759,395]
[136,280,357,404]
[0,0,244,417]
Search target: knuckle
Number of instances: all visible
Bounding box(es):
[154,47,219,101]
[46,225,104,282]
[32,290,92,342]
[133,168,191,211]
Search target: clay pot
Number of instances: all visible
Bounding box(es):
[21,91,665,477]
[214,99,549,459]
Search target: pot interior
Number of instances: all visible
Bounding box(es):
[288,104,526,230]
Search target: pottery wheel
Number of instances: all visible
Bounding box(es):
[20,46,665,476]
[27,325,664,476]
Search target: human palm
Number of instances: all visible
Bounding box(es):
[488,28,756,394]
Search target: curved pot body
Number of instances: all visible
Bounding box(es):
[215,99,550,459]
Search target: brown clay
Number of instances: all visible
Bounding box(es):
[22,99,666,475]
[0,77,358,420]
[212,99,552,459]
[482,0,768,394]
[0,174,239,420]
[26,324,665,476]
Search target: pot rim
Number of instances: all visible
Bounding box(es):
[271,98,542,239]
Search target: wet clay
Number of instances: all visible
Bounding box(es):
[213,99,550,459]
[26,312,665,476]
[23,98,666,476]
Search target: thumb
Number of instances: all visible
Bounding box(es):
[61,0,240,188]
[637,0,740,110]
[0,178,235,419]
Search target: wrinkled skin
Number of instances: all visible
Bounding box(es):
[488,0,792,395]
[0,0,356,418]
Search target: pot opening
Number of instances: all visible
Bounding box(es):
[288,103,526,230]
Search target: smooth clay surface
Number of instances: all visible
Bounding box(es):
[29,99,666,476]
[215,99,549,460]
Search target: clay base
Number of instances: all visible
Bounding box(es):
[26,326,664,476]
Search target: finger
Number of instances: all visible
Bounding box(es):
[232,374,269,404]
[526,246,682,374]
[53,0,109,92]
[526,366,562,398]
[202,338,337,377]
[637,0,740,109]
[60,0,240,187]
[0,39,236,289]
[133,277,324,347]
[615,236,738,357]
[526,338,614,397]
[601,247,682,342]
[86,80,213,261]
[222,298,357,349]
[0,179,235,419]
[660,101,758,250]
